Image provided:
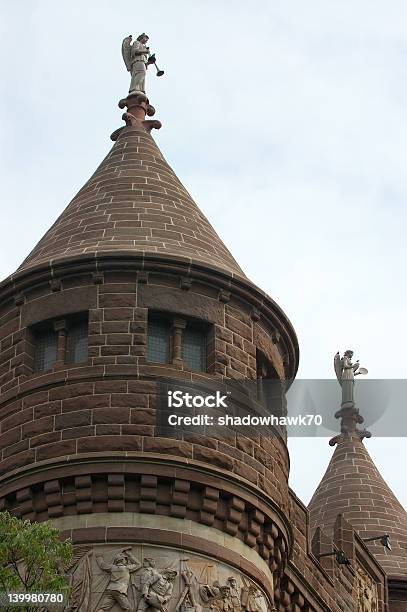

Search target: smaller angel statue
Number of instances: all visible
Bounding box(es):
[122,33,163,97]
[334,350,368,406]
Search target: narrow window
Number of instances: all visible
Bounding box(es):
[66,318,88,364]
[147,318,171,363]
[256,348,282,414]
[183,326,207,372]
[34,329,58,372]
[31,312,89,373]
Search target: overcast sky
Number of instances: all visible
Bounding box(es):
[1,1,406,509]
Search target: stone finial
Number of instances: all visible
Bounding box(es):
[330,349,370,445]
[111,94,162,140]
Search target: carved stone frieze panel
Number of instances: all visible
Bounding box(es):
[356,565,378,612]
[64,545,273,612]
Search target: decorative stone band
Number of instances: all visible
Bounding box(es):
[0,456,291,580]
[54,518,332,612]
[57,541,275,612]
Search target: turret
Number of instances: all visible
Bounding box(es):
[0,33,299,612]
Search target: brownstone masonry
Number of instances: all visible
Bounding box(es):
[0,86,402,611]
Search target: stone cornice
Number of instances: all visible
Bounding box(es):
[0,452,292,543]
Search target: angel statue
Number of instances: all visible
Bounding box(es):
[122,33,162,97]
[334,350,368,407]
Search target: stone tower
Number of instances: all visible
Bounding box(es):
[0,87,297,612]
[0,65,400,611]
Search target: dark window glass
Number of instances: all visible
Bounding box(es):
[147,319,171,363]
[66,320,88,363]
[34,330,58,372]
[256,349,283,414]
[183,327,207,372]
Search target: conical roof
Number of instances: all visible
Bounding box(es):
[18,125,245,277]
[308,434,407,577]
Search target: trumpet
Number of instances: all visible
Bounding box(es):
[148,53,164,77]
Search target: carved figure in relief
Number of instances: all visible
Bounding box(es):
[241,585,263,612]
[137,558,159,606]
[64,547,93,612]
[136,560,177,612]
[199,581,223,612]
[64,549,269,612]
[177,564,202,612]
[199,583,234,612]
[219,586,234,612]
[194,566,267,612]
[226,578,241,612]
[95,548,141,611]
[356,566,378,612]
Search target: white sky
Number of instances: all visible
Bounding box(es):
[1,1,406,509]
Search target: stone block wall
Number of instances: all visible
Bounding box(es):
[0,259,296,525]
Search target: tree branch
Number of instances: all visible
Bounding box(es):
[9,552,26,590]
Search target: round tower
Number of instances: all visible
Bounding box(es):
[0,84,298,610]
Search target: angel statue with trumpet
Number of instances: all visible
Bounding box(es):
[334,350,368,407]
[122,33,164,97]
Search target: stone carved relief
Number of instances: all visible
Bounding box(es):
[356,566,378,612]
[65,547,93,612]
[198,575,264,612]
[64,547,271,612]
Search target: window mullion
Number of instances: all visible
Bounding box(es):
[54,319,67,366]
[171,317,186,366]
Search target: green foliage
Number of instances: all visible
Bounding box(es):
[0,512,73,611]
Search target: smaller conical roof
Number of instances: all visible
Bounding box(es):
[308,434,407,577]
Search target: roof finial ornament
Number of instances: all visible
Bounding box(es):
[334,349,368,408]
[330,350,371,446]
[111,33,164,140]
